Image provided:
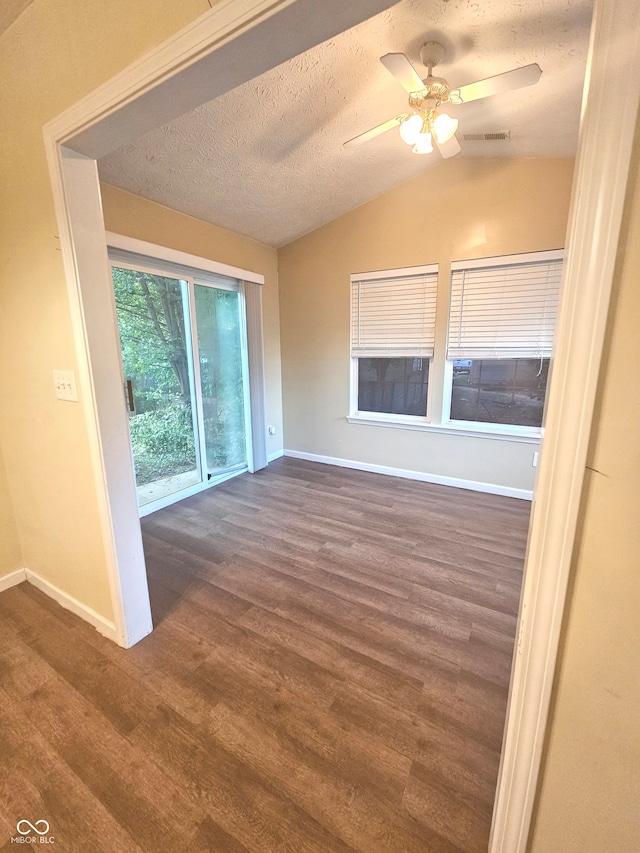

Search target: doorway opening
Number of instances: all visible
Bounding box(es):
[44,1,640,850]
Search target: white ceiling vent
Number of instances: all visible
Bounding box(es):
[463,131,512,142]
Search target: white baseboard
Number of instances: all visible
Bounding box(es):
[24,569,118,642]
[0,568,27,593]
[267,448,284,462]
[283,449,533,501]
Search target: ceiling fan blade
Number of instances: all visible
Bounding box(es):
[380,53,425,93]
[453,63,542,104]
[343,114,407,148]
[436,133,461,159]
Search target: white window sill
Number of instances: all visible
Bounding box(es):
[346,413,542,443]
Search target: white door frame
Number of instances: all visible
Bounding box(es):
[42,0,640,849]
[490,2,640,848]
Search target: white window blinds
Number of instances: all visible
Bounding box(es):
[351,266,438,358]
[447,253,563,359]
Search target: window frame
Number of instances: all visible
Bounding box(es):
[442,249,564,437]
[348,250,563,441]
[349,264,438,427]
[441,358,547,439]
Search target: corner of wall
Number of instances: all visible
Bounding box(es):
[0,441,24,579]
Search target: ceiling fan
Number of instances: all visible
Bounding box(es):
[344,42,541,158]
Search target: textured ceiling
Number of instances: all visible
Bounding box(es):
[98,0,593,248]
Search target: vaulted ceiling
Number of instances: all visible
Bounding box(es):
[98,0,593,248]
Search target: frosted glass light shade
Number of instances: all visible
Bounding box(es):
[433,112,459,144]
[412,132,434,154]
[399,114,423,145]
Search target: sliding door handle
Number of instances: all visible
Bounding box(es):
[125,378,136,413]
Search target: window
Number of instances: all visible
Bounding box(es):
[446,251,563,429]
[350,266,438,419]
[348,250,563,439]
[358,357,429,415]
[450,358,550,427]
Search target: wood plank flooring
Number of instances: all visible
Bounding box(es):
[0,457,530,852]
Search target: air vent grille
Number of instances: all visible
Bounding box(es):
[463,131,511,142]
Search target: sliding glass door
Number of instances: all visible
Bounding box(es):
[193,284,248,475]
[111,259,250,513]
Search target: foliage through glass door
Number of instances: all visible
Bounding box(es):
[112,264,249,510]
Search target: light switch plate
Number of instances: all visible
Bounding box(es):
[53,369,78,402]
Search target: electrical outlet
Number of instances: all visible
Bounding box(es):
[53,369,78,402]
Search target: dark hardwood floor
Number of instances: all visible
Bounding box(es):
[0,457,530,852]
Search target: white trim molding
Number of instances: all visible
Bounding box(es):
[284,450,533,500]
[0,567,117,642]
[490,2,640,851]
[105,232,265,285]
[0,568,27,593]
[347,413,542,444]
[48,146,151,650]
[25,570,118,642]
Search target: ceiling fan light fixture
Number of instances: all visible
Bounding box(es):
[399,113,423,145]
[433,112,459,144]
[412,131,433,154]
[346,44,542,157]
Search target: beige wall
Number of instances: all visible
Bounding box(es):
[278,158,574,492]
[100,184,283,458]
[0,447,22,577]
[529,121,640,853]
[1,0,638,842]
[0,0,213,620]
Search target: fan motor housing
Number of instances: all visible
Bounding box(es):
[422,76,450,103]
[409,77,450,108]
